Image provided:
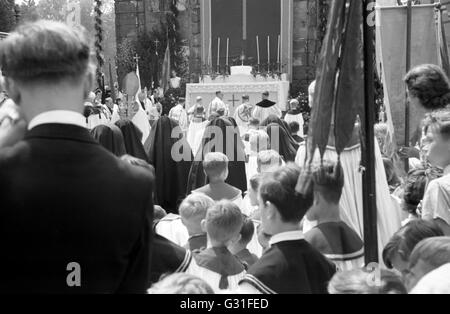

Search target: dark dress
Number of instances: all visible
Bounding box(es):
[144,116,193,214]
[115,119,149,162]
[187,117,247,193]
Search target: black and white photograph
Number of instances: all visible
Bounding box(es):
[0,0,450,300]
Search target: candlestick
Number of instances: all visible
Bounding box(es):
[256,36,260,65]
[208,38,212,68]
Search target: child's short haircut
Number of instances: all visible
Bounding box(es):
[312,161,344,204]
[203,152,229,179]
[205,201,244,244]
[289,121,300,134]
[239,216,255,246]
[179,193,215,220]
[148,273,214,294]
[259,163,313,223]
[257,150,283,169]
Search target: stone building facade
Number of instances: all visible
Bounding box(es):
[115,0,327,94]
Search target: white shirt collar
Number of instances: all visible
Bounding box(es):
[28,110,87,130]
[269,230,304,246]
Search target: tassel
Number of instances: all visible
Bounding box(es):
[219,275,229,290]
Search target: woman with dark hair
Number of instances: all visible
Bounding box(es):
[115,119,149,162]
[404,64,450,111]
[145,116,193,214]
[187,117,247,194]
[402,168,430,222]
[90,124,127,157]
[265,123,298,162]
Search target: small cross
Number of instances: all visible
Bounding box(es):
[134,54,140,65]
[228,94,239,109]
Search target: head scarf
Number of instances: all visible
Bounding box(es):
[265,123,298,162]
[187,116,247,193]
[90,124,127,157]
[115,119,149,162]
[145,116,193,213]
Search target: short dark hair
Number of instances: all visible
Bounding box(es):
[382,220,444,269]
[259,163,313,223]
[289,121,300,134]
[404,64,450,111]
[239,216,255,246]
[0,20,91,84]
[216,91,222,96]
[403,168,428,216]
[312,161,344,204]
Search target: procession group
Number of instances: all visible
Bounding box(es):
[1,20,450,295]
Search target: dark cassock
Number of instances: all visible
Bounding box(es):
[115,119,149,162]
[150,233,193,284]
[90,124,127,157]
[145,116,193,214]
[239,233,336,294]
[187,117,247,194]
[265,123,298,162]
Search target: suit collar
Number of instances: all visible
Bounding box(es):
[24,123,98,145]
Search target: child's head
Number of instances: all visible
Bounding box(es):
[289,121,300,135]
[179,193,215,235]
[382,220,444,275]
[203,152,229,182]
[402,168,428,217]
[307,161,344,221]
[148,273,214,294]
[248,174,262,207]
[258,163,313,235]
[201,201,244,247]
[257,150,283,174]
[229,215,256,254]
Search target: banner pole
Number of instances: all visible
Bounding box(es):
[363,0,379,265]
[404,0,412,173]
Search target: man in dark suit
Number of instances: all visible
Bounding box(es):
[0,21,153,293]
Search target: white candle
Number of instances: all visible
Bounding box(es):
[267,36,270,65]
[226,38,229,66]
[277,34,280,64]
[256,36,260,65]
[217,37,221,66]
[208,39,212,67]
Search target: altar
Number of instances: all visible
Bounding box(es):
[186,66,290,116]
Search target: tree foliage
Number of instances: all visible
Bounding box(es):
[0,0,16,33]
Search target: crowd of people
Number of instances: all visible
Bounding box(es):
[1,20,450,294]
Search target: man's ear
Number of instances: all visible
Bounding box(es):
[4,78,21,105]
[231,233,242,245]
[200,219,207,233]
[266,201,278,220]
